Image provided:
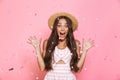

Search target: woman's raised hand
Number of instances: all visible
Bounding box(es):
[82,38,95,51]
[27,36,41,49]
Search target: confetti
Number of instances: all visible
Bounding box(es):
[34,13,37,16]
[8,67,14,71]
[114,35,118,38]
[35,77,39,80]
[84,67,87,71]
[96,18,99,21]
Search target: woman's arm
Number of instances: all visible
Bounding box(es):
[35,45,45,71]
[27,36,47,71]
[77,48,87,72]
[76,39,94,72]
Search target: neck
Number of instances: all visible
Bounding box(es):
[58,38,66,44]
[57,39,67,49]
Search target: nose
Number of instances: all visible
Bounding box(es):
[61,26,65,31]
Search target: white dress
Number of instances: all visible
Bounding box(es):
[44,46,76,80]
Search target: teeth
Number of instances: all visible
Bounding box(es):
[60,32,65,35]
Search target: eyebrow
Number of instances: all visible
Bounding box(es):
[57,23,68,24]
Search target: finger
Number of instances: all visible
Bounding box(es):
[82,38,86,48]
[28,36,35,41]
[91,42,95,47]
[91,41,94,45]
[82,38,85,44]
[91,40,95,44]
[89,39,94,43]
[33,36,37,39]
[91,44,95,48]
[28,36,33,40]
[28,38,32,41]
[88,38,92,41]
[27,40,32,44]
[39,37,42,43]
[88,38,94,42]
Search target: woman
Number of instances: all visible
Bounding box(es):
[27,12,94,80]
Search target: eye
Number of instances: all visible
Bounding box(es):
[57,24,68,28]
[64,24,68,28]
[57,24,61,27]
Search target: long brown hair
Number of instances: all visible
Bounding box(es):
[44,16,79,72]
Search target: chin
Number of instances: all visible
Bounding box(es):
[59,37,66,41]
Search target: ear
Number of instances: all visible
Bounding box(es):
[51,26,53,29]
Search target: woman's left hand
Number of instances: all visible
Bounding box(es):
[82,38,95,51]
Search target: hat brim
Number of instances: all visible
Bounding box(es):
[48,12,78,31]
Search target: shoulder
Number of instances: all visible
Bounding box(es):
[42,39,48,57]
[43,39,48,50]
[75,39,80,46]
[43,39,48,45]
[75,39,81,56]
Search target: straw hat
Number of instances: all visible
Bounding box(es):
[48,12,78,31]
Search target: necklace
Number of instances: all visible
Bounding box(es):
[56,46,68,57]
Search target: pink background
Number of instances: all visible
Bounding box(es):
[0,0,120,80]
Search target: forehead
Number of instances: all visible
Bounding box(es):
[58,19,67,24]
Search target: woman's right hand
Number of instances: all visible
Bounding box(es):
[27,36,41,49]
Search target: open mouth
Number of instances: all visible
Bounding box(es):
[60,32,65,35]
[58,32,66,40]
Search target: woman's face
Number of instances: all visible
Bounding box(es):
[57,18,69,41]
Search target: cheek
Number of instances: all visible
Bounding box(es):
[56,28,60,34]
[65,28,69,33]
[56,27,59,31]
[57,28,60,33]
